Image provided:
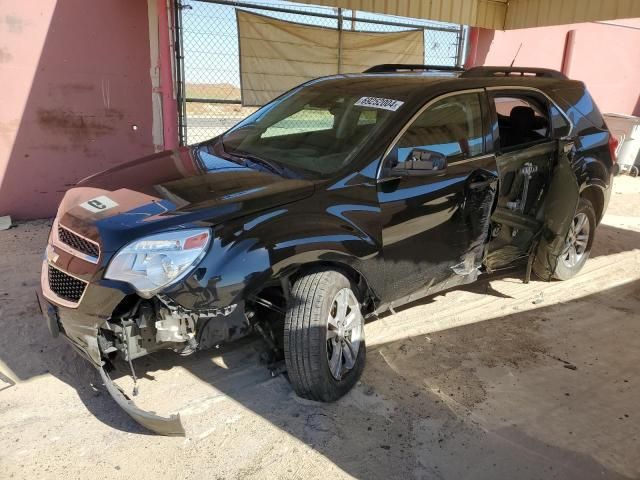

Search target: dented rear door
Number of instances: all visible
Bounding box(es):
[532,138,580,279]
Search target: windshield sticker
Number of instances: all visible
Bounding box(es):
[80,195,119,213]
[354,97,404,111]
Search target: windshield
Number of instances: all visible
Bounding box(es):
[221,81,406,178]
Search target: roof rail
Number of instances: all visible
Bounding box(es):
[461,66,568,80]
[364,64,464,74]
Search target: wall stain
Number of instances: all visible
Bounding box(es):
[2,15,26,34]
[0,47,12,63]
[104,108,125,121]
[53,83,95,95]
[37,109,118,145]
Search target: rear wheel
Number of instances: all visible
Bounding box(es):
[553,197,596,280]
[284,269,365,402]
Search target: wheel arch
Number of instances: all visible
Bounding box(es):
[579,184,606,224]
[572,150,611,225]
[270,259,379,313]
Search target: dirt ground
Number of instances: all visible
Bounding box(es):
[1,176,639,480]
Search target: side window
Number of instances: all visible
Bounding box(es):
[493,96,550,150]
[392,93,484,169]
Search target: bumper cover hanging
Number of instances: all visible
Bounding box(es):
[99,367,185,436]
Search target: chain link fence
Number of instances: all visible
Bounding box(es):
[175,0,465,145]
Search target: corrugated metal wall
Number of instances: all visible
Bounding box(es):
[506,0,640,29]
[297,0,640,29]
[299,0,507,29]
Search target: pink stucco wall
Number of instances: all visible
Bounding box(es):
[470,20,640,117]
[0,1,156,219]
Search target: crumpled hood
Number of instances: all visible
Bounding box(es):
[57,145,314,252]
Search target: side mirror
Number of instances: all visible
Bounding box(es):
[406,149,447,172]
[385,149,447,179]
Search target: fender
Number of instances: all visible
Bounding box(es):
[164,182,385,311]
[572,154,613,222]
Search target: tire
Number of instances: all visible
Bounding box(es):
[284,269,366,402]
[553,197,597,280]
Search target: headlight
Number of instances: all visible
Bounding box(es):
[105,228,211,297]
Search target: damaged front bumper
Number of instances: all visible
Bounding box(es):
[98,367,185,436]
[38,291,187,435]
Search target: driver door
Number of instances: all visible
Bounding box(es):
[377,90,498,304]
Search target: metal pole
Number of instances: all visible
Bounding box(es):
[173,0,188,146]
[185,98,241,104]
[455,24,465,67]
[337,8,343,74]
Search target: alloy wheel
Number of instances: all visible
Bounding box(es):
[561,212,590,268]
[326,288,364,380]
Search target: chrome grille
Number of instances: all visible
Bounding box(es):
[58,226,100,259]
[48,265,87,304]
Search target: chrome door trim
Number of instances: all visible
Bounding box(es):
[449,152,496,165]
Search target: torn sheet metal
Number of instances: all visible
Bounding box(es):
[99,367,185,437]
[532,140,580,280]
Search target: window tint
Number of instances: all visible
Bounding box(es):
[262,105,335,138]
[550,104,571,137]
[393,93,484,168]
[494,96,549,149]
[222,86,400,178]
[358,109,377,126]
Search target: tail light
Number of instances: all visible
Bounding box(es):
[608,134,619,163]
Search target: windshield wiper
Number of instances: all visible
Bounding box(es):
[233,151,288,177]
[219,141,300,178]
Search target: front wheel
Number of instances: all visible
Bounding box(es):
[553,197,597,280]
[284,269,365,402]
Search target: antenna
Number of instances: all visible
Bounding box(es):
[510,43,523,68]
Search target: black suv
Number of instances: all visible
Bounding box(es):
[39,65,617,435]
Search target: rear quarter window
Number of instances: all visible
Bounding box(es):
[550,104,571,137]
[550,86,607,132]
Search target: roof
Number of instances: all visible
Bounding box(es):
[296,0,640,30]
[303,68,579,103]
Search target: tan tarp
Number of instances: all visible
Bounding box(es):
[237,10,424,106]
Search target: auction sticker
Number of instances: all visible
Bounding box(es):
[80,195,119,213]
[354,97,404,111]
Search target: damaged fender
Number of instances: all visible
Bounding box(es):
[99,367,185,436]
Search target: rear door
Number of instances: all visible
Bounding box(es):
[485,89,563,270]
[377,90,498,304]
[532,136,580,279]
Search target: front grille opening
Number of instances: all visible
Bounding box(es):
[58,226,100,258]
[48,265,87,303]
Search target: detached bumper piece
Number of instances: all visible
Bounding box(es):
[99,367,185,437]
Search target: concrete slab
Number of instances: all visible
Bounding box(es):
[0,178,638,479]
